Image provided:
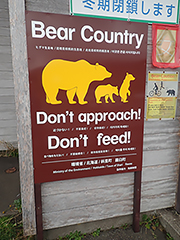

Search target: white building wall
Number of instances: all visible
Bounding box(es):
[0,0,17,150]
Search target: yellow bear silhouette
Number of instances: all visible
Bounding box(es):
[119,73,135,103]
[95,84,118,103]
[42,59,112,105]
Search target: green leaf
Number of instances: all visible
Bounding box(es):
[155,222,159,227]
[145,223,151,229]
[142,214,148,221]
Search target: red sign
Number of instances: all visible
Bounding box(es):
[152,23,180,69]
[25,11,147,183]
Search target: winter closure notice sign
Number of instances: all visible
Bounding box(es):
[25,11,147,183]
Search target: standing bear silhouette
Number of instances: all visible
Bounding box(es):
[119,73,135,103]
[42,59,112,105]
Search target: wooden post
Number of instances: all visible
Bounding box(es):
[133,170,142,232]
[34,183,43,240]
[175,162,180,213]
[8,0,36,236]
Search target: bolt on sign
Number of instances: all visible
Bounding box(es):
[146,71,179,120]
[25,11,147,183]
[70,0,180,24]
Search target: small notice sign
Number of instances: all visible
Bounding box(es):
[25,11,147,183]
[70,0,180,24]
[146,71,179,120]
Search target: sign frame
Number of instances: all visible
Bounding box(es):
[70,0,180,24]
[25,11,147,184]
[25,11,147,238]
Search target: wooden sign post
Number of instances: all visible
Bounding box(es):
[176,166,180,213]
[34,184,43,239]
[133,171,142,232]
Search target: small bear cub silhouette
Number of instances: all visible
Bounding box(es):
[119,73,135,103]
[95,84,118,103]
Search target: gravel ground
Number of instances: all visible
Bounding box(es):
[82,225,167,240]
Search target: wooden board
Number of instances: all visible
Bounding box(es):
[8,0,35,235]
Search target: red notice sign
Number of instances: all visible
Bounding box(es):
[25,11,147,183]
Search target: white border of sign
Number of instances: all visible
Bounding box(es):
[70,0,179,24]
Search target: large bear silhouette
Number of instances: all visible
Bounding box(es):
[95,84,118,103]
[42,59,112,105]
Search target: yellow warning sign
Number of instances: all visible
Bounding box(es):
[146,71,178,120]
[146,97,177,119]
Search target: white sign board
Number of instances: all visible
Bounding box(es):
[70,0,179,24]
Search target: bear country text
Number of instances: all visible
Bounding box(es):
[31,21,144,49]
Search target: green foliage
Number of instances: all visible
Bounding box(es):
[166,232,174,240]
[59,230,86,240]
[92,228,101,237]
[0,141,18,158]
[0,198,35,240]
[140,214,160,231]
[121,223,129,230]
[0,214,24,240]
[0,216,16,240]
[13,198,22,213]
[59,228,101,240]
